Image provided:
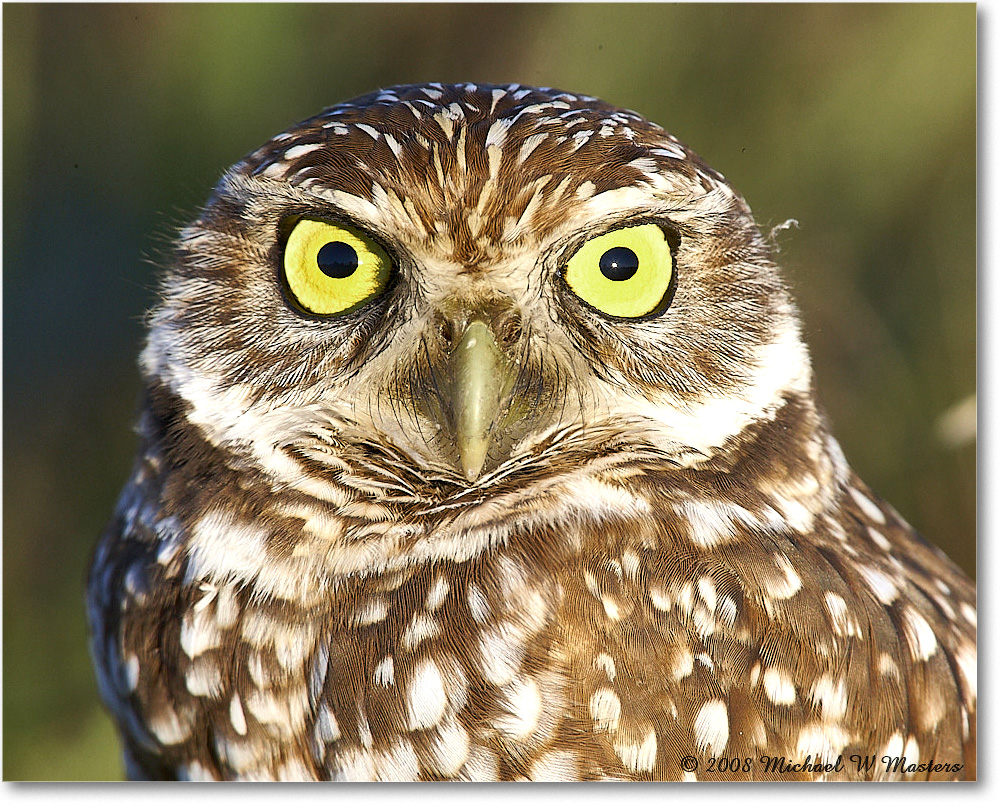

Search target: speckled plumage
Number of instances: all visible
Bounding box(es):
[88,83,976,781]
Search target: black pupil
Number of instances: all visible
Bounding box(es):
[316,241,359,279]
[599,247,639,281]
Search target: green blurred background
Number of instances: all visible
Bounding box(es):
[3,3,975,781]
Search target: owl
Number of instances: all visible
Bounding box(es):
[87,83,976,781]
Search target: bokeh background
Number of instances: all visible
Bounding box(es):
[4,3,975,781]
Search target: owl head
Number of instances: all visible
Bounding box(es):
[141,83,814,570]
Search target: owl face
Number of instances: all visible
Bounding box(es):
[142,83,811,576]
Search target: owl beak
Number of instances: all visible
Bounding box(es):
[451,319,511,481]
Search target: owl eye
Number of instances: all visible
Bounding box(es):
[282,218,391,315]
[563,224,674,318]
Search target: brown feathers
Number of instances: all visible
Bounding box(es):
[88,83,975,781]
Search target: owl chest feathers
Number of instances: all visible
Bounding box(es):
[91,376,976,780]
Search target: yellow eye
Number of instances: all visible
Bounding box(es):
[282,218,391,316]
[564,224,674,318]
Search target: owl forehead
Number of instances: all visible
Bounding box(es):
[236,83,726,265]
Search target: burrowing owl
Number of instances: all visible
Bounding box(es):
[88,83,976,781]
